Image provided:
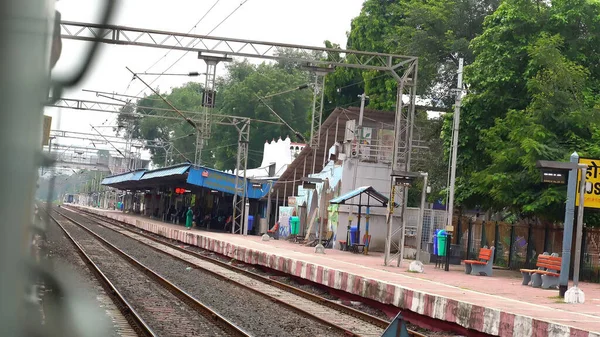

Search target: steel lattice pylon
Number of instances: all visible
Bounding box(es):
[306,67,331,174]
[231,120,250,235]
[195,55,231,165]
[383,63,419,267]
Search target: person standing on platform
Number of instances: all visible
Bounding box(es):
[185,207,193,230]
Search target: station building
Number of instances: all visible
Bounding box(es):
[96,106,446,256]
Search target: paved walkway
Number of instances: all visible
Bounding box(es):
[76,206,600,337]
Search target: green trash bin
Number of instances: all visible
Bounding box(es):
[290,216,300,235]
[437,230,447,257]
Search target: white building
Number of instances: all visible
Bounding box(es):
[271,106,446,254]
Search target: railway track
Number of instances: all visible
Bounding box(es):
[64,206,428,337]
[48,209,251,337]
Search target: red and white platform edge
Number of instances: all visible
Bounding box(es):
[75,206,600,337]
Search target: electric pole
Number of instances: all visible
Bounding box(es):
[447,58,464,229]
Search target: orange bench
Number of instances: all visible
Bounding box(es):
[520,253,561,289]
[463,246,495,276]
[267,221,280,239]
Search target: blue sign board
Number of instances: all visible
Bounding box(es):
[187,167,271,199]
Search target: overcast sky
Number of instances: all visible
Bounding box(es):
[47,0,366,160]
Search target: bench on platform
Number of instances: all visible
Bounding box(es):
[520,253,561,289]
[463,246,495,276]
[520,252,549,287]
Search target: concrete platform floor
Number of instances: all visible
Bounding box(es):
[75,206,600,337]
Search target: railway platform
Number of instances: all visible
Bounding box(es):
[74,205,600,337]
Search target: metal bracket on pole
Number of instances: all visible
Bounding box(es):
[195,54,232,165]
[232,119,250,235]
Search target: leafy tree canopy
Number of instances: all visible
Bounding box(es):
[117,58,313,170]
[456,0,600,223]
[325,0,500,112]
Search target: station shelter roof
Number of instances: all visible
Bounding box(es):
[101,163,271,199]
[100,169,146,189]
[329,185,396,208]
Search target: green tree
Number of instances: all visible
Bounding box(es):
[211,60,312,170]
[117,59,313,170]
[117,82,207,165]
[456,0,600,223]
[325,0,500,111]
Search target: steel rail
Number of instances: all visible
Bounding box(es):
[60,206,362,337]
[44,210,157,337]
[53,208,252,337]
[69,206,429,337]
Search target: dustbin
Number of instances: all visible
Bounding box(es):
[248,215,254,232]
[290,216,300,235]
[350,226,359,245]
[437,230,447,257]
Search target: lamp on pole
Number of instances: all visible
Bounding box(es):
[416,172,429,262]
[536,158,588,302]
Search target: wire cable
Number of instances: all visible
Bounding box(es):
[123,0,222,93]
[133,0,251,97]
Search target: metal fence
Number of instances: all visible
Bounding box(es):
[454,218,600,283]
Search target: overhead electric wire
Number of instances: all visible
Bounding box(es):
[82,89,163,101]
[126,66,199,130]
[142,0,222,73]
[90,125,126,158]
[122,0,222,94]
[254,93,306,142]
[133,0,251,97]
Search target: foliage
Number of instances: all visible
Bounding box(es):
[211,60,312,170]
[322,0,500,204]
[325,0,500,111]
[456,0,600,223]
[117,59,313,170]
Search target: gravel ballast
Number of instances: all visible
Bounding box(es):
[57,217,231,337]
[42,218,124,337]
[65,209,344,337]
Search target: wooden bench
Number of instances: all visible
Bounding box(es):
[463,246,495,276]
[520,253,561,289]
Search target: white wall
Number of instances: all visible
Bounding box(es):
[331,158,448,254]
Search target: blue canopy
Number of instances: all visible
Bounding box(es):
[141,164,190,180]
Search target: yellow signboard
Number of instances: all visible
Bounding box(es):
[576,158,600,209]
[42,115,52,146]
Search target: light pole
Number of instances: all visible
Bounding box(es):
[536,158,588,301]
[446,58,464,231]
[415,172,429,262]
[566,164,587,303]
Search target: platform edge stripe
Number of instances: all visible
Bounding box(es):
[392,286,403,308]
[455,301,472,329]
[468,304,484,332]
[547,323,571,337]
[513,315,533,337]
[301,260,307,278]
[532,320,549,337]
[588,331,600,337]
[334,270,342,289]
[482,307,501,336]
[414,291,425,314]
